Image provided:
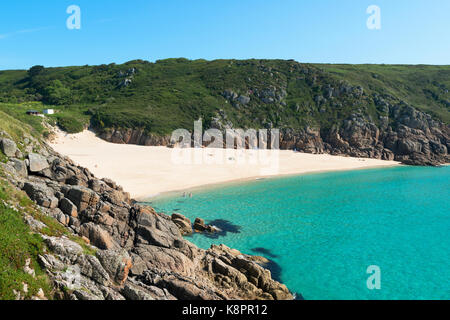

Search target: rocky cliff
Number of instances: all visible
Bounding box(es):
[98,128,170,146]
[0,132,292,300]
[98,102,449,167]
[279,103,450,166]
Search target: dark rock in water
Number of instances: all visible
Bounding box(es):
[201,219,241,239]
[171,213,193,235]
[193,217,206,232]
[193,217,220,234]
[294,293,305,300]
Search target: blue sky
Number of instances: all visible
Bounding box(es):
[0,0,449,70]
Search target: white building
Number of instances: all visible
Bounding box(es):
[43,109,55,115]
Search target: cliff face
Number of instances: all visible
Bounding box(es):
[280,104,449,166]
[88,62,448,167]
[98,128,170,146]
[99,103,449,167]
[0,131,292,300]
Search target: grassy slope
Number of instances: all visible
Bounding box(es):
[0,60,448,136]
[0,178,52,300]
[0,112,96,300]
[315,64,450,122]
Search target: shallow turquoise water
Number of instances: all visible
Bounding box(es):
[148,166,450,300]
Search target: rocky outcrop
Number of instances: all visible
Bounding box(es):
[23,181,59,209]
[0,138,17,157]
[193,218,219,233]
[98,128,170,146]
[279,104,449,166]
[171,213,193,235]
[28,153,50,172]
[280,127,324,154]
[95,102,447,166]
[0,132,293,301]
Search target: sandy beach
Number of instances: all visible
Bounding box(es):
[49,129,400,200]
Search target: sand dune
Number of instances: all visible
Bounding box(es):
[49,129,400,200]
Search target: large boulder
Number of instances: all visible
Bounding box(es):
[59,198,78,217]
[9,159,28,177]
[131,245,196,277]
[136,207,182,239]
[79,223,114,250]
[171,213,193,235]
[121,280,176,300]
[75,254,111,286]
[205,244,293,300]
[47,208,70,226]
[28,153,50,172]
[96,249,132,286]
[23,182,58,209]
[136,225,175,248]
[0,138,17,157]
[193,218,206,232]
[43,236,84,263]
[193,218,217,233]
[67,186,100,212]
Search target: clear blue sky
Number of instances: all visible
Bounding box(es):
[0,0,449,70]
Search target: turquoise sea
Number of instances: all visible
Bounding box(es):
[148,166,450,300]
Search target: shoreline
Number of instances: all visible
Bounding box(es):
[49,129,401,201]
[143,163,402,202]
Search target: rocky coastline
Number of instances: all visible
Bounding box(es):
[0,132,293,300]
[97,103,449,167]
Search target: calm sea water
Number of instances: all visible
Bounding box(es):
[147,166,450,300]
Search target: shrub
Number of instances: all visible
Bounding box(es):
[43,80,72,105]
[27,65,45,78]
[57,115,84,133]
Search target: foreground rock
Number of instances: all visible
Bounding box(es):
[0,133,294,300]
[171,213,193,235]
[0,138,17,157]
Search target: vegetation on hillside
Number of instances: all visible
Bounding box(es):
[0,177,52,300]
[0,112,97,300]
[0,59,448,137]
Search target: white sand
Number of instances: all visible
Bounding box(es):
[49,129,400,200]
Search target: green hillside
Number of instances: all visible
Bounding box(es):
[0,59,448,136]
